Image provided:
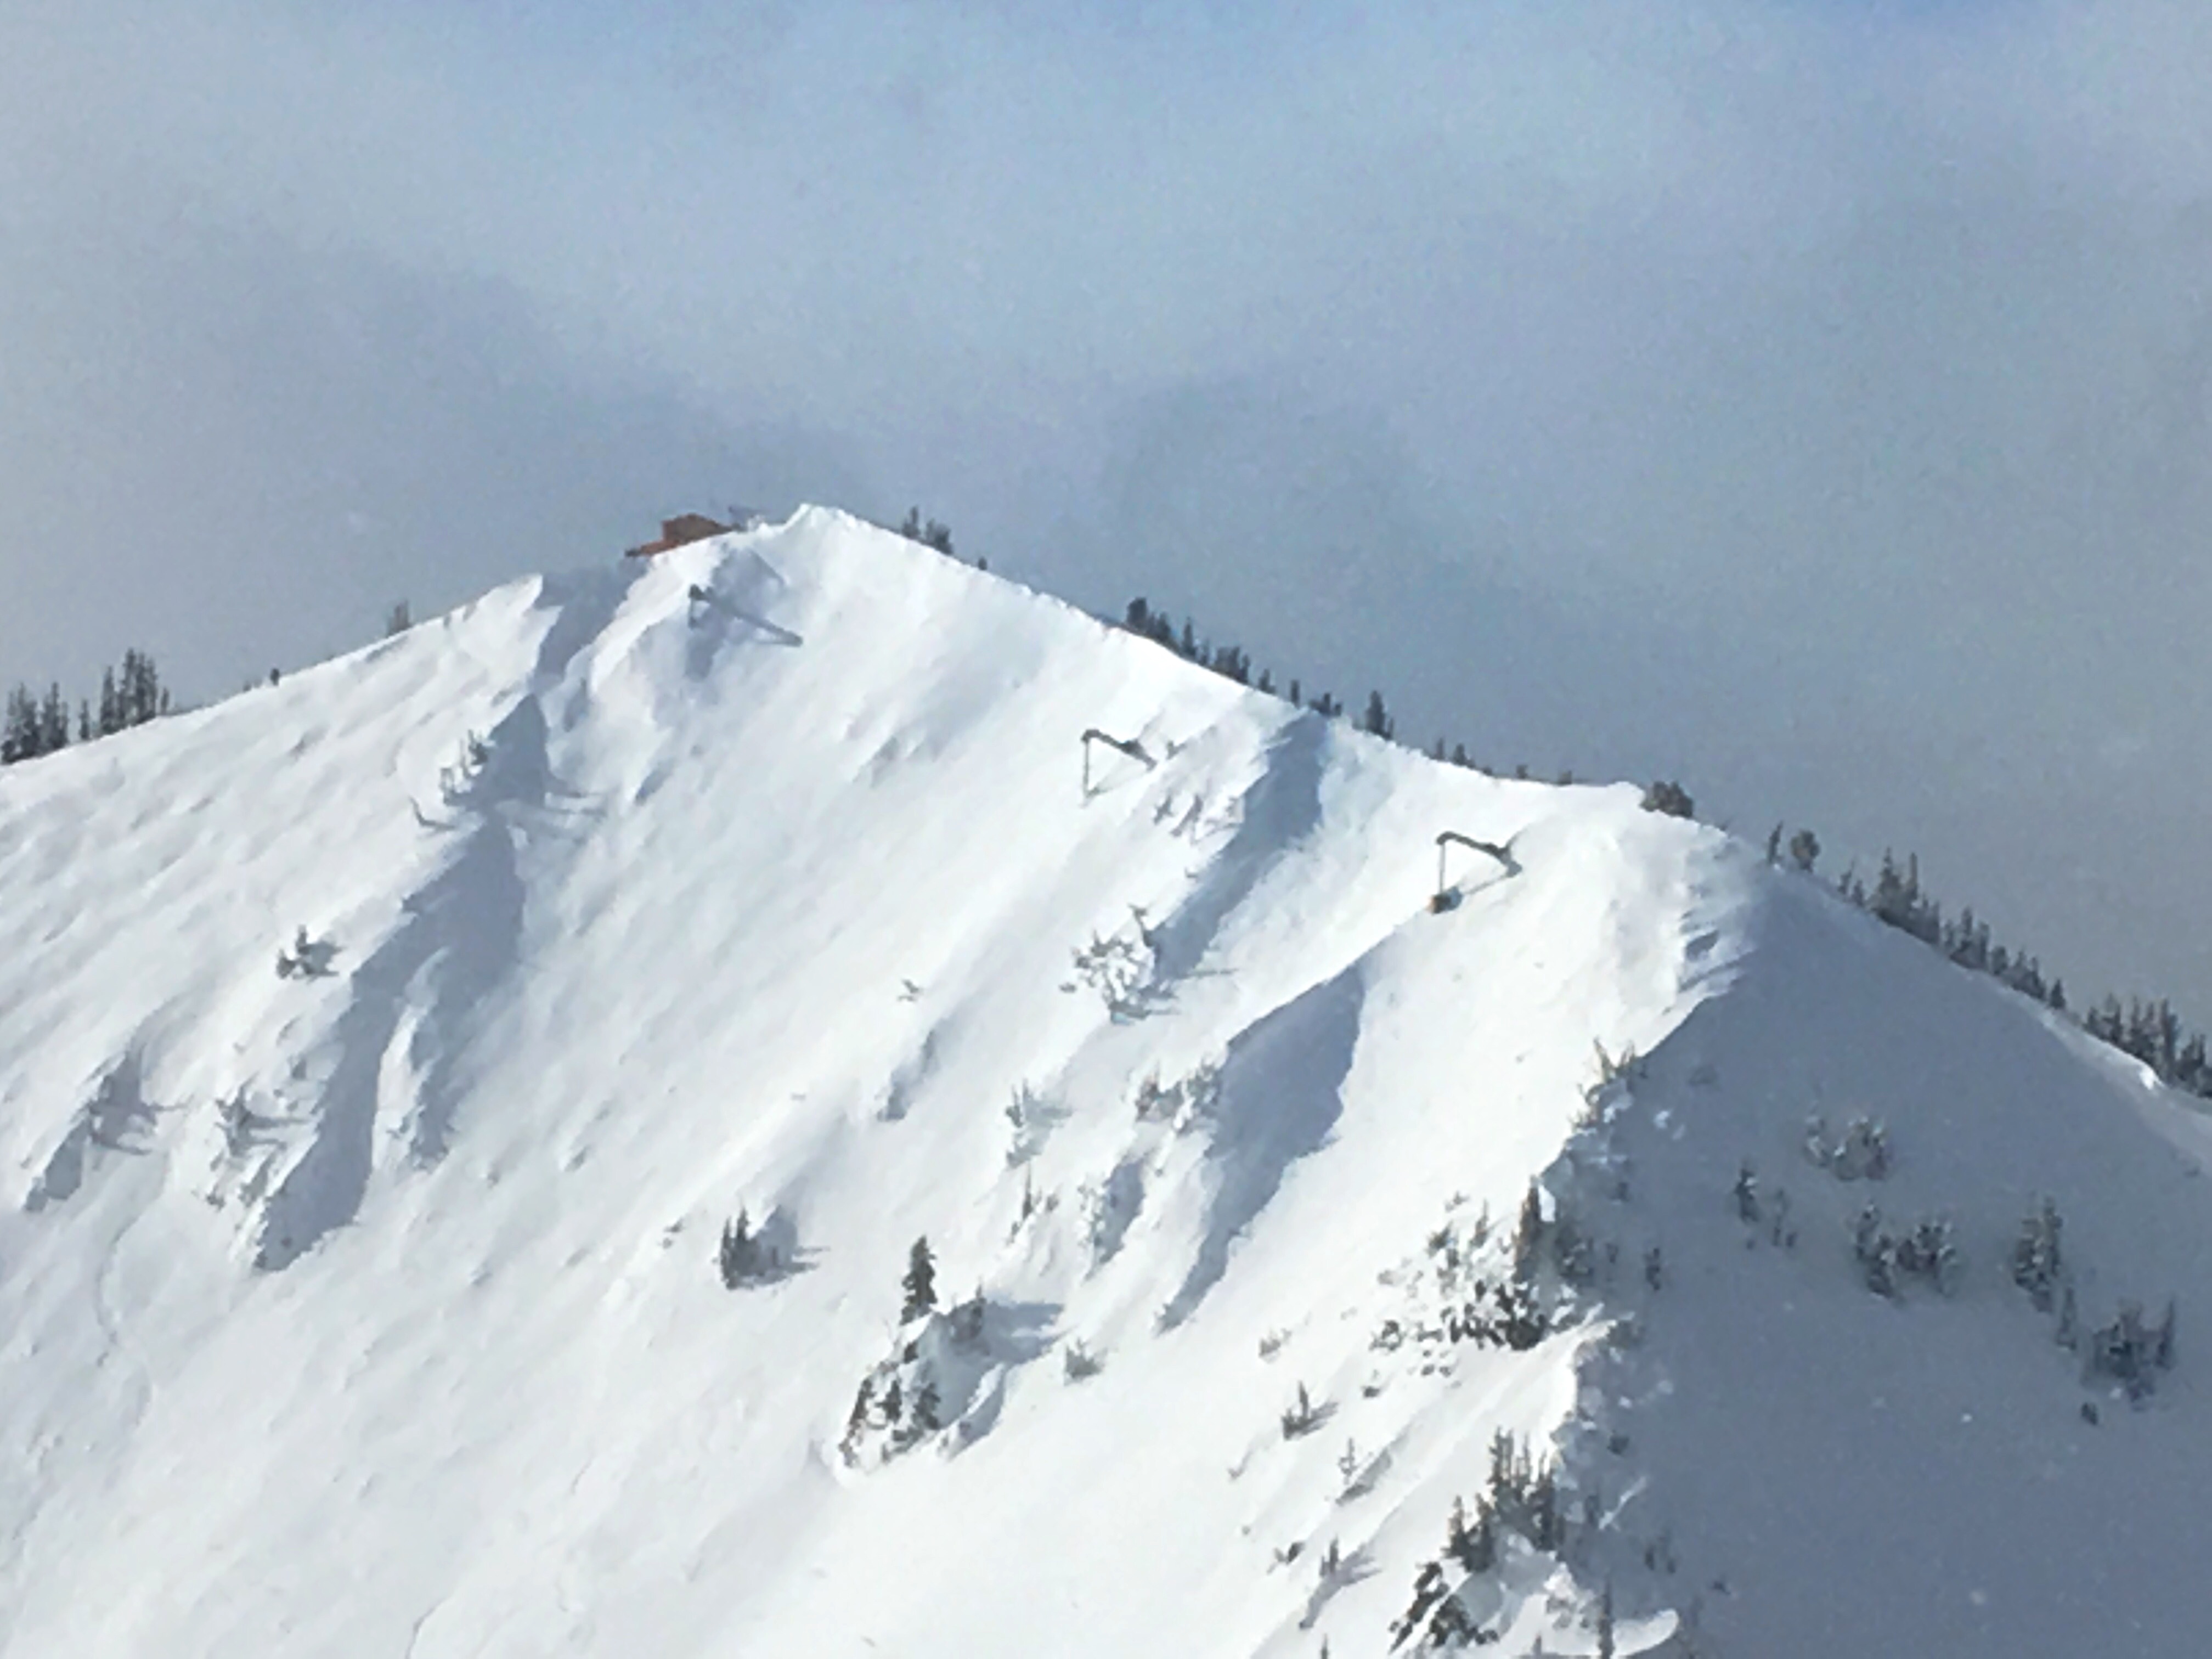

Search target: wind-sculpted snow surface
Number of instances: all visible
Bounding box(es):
[0,509,2208,1655]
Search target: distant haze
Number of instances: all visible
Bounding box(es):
[5,0,2210,1022]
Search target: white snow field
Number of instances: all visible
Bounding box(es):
[2,507,2209,1657]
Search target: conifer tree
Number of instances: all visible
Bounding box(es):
[38,684,68,753]
[2011,1197,2064,1312]
[1,686,36,763]
[1446,1494,1496,1574]
[1512,1180,1545,1288]
[901,1235,938,1322]
[718,1210,758,1289]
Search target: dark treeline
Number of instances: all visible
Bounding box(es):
[1786,837,2212,1101]
[1121,595,1670,798]
[1123,596,1402,745]
[895,507,961,563]
[1840,848,2065,1009]
[1,650,169,765]
[2079,996,2212,1094]
[1120,589,2212,1099]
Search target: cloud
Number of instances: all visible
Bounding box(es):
[0,194,867,691]
[4,0,2211,1008]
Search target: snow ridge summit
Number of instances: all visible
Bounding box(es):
[0,507,2206,1656]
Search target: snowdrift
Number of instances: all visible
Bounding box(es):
[0,507,2205,1657]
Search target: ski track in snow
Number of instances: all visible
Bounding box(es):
[0,507,2205,1656]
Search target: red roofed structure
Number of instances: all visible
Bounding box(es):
[625,514,730,558]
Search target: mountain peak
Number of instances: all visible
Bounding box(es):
[0,507,2200,1656]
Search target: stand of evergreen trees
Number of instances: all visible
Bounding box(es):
[1120,590,2212,1108]
[0,684,70,763]
[1,650,168,765]
[895,507,957,560]
[1120,595,1650,787]
[1816,844,2212,1101]
[1121,597,1401,742]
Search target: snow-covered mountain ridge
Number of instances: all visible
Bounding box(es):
[0,507,2207,1656]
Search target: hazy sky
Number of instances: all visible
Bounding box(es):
[5,0,2210,1021]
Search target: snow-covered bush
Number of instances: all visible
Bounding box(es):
[437,730,492,808]
[1069,927,1158,1019]
[1850,1204,1959,1299]
[274,926,336,979]
[1804,1114,1892,1181]
[1002,1081,1067,1164]
[2085,1299,2176,1400]
[1280,1382,1327,1440]
[1894,1215,1961,1295]
[1577,1041,1639,1128]
[1733,1160,1760,1224]
[2010,1197,2064,1312]
[1079,1159,1144,1265]
[1131,1059,1221,1129]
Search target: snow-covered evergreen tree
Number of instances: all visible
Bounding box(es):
[901,1235,938,1323]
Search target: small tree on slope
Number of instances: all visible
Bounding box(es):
[2011,1198,2064,1313]
[901,1236,938,1323]
[718,1211,756,1289]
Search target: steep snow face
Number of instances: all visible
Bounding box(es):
[0,508,2203,1657]
[1572,878,2212,1659]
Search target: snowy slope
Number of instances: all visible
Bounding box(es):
[0,507,2204,1657]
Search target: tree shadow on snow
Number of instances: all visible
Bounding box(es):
[945,1300,1064,1452]
[1299,1544,1380,1630]
[257,705,539,1268]
[26,1053,166,1212]
[1156,964,1364,1329]
[721,1207,821,1286]
[1150,712,1329,983]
